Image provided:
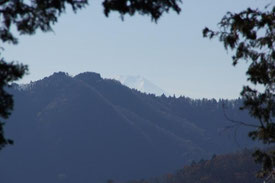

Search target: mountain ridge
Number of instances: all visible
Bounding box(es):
[1,71,259,183]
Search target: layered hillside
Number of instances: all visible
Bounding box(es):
[126,149,263,183]
[0,72,258,183]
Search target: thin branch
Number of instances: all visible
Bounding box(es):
[222,103,260,128]
[259,118,265,128]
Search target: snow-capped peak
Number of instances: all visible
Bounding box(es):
[113,75,169,96]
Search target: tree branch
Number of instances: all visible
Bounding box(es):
[222,103,260,128]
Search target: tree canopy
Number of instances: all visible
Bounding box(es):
[103,0,181,21]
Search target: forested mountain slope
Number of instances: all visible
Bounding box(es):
[0,72,259,183]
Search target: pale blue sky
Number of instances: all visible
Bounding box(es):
[3,0,270,99]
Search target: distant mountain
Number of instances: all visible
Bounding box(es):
[0,72,259,183]
[114,75,169,96]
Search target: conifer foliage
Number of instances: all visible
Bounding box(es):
[203,5,275,181]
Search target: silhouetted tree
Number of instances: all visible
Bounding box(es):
[0,61,26,149]
[203,4,274,181]
[0,0,182,150]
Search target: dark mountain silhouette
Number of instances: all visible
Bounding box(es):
[0,72,258,183]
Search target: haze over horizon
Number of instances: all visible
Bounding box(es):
[3,0,267,99]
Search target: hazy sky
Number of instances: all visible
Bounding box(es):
[3,0,270,99]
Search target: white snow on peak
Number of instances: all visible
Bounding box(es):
[113,75,169,96]
[16,83,35,91]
